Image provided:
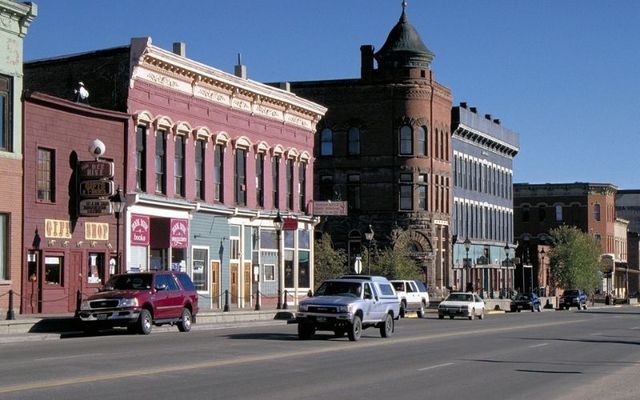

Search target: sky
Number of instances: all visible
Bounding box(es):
[22,0,640,190]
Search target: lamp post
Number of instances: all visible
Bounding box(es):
[273,211,284,309]
[504,243,510,298]
[110,188,126,274]
[364,224,374,275]
[463,237,471,291]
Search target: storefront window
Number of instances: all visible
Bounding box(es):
[192,247,208,291]
[88,253,105,284]
[299,230,310,249]
[264,264,275,281]
[284,250,294,288]
[44,256,63,285]
[129,246,148,272]
[171,248,186,272]
[150,248,168,271]
[299,250,310,288]
[260,229,276,249]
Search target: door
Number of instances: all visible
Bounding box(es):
[230,262,239,305]
[68,251,83,313]
[243,262,251,307]
[361,282,374,322]
[211,261,220,309]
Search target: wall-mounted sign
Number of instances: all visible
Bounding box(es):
[313,201,348,216]
[170,218,189,248]
[79,199,113,217]
[78,160,114,179]
[44,219,72,239]
[131,214,150,246]
[283,217,298,231]
[85,222,109,241]
[79,180,114,197]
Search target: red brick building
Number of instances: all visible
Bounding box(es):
[289,5,453,291]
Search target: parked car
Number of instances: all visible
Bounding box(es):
[79,271,199,335]
[438,292,485,320]
[559,289,588,310]
[510,293,542,312]
[296,275,400,341]
[390,279,429,318]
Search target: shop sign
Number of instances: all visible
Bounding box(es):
[45,219,72,239]
[170,218,189,248]
[79,180,114,197]
[131,214,150,246]
[79,199,113,216]
[313,200,347,216]
[85,222,109,241]
[283,217,298,231]
[78,160,114,179]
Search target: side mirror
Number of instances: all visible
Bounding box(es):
[155,283,168,291]
[307,289,313,297]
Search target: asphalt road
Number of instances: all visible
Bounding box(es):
[2,308,640,400]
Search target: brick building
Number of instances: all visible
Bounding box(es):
[24,38,325,312]
[289,4,453,292]
[0,0,36,317]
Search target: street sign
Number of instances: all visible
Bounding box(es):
[79,179,114,197]
[354,256,362,274]
[78,160,114,179]
[79,199,113,217]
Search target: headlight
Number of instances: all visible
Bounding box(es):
[298,304,308,312]
[119,298,139,307]
[80,300,90,310]
[337,305,349,313]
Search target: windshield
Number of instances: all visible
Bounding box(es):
[564,290,579,296]
[315,281,362,297]
[515,294,530,300]
[446,293,473,302]
[105,274,152,290]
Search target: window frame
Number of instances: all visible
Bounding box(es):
[320,128,333,156]
[234,148,247,206]
[135,126,147,192]
[0,74,12,152]
[347,127,360,156]
[36,147,55,202]
[155,129,167,195]
[399,125,412,155]
[214,144,224,202]
[174,135,185,197]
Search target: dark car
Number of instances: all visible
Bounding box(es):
[559,289,587,310]
[510,293,542,312]
[79,271,199,335]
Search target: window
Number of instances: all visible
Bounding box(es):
[555,205,563,222]
[299,161,306,212]
[214,144,224,202]
[399,173,412,210]
[37,148,54,202]
[256,153,264,207]
[347,174,361,212]
[522,206,530,223]
[299,250,310,287]
[538,206,546,221]
[594,203,601,222]
[195,139,205,200]
[235,148,247,206]
[174,135,185,197]
[272,156,280,208]
[135,126,146,191]
[320,128,333,156]
[155,130,167,194]
[264,264,275,281]
[286,159,294,210]
[87,253,105,284]
[0,75,12,151]
[0,214,6,280]
[418,174,427,210]
[319,175,333,201]
[417,126,426,156]
[348,127,360,155]
[45,256,63,285]
[399,125,412,155]
[192,247,208,292]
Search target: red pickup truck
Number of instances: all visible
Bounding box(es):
[79,271,198,335]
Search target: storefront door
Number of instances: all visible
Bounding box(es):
[211,261,220,309]
[243,262,251,306]
[68,251,83,313]
[230,263,238,305]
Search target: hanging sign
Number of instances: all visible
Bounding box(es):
[170,218,189,248]
[130,214,150,246]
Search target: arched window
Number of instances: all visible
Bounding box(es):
[594,203,601,221]
[348,127,360,155]
[320,128,333,156]
[399,125,412,155]
[417,126,426,156]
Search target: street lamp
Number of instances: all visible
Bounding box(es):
[273,211,284,309]
[539,248,546,296]
[504,243,510,298]
[463,237,471,291]
[364,224,374,275]
[110,188,126,274]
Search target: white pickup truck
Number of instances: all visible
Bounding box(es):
[390,279,430,318]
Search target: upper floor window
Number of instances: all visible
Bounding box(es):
[320,128,333,156]
[256,153,264,207]
[594,203,601,222]
[555,205,563,222]
[399,173,412,210]
[135,126,146,192]
[348,127,360,156]
[195,139,205,200]
[37,148,54,202]
[538,206,546,221]
[272,155,280,208]
[214,144,224,202]
[319,174,333,201]
[235,148,247,206]
[347,174,360,213]
[174,135,185,197]
[286,159,294,210]
[399,125,412,155]
[155,130,167,194]
[0,75,12,152]
[0,214,6,280]
[522,206,530,223]
[418,174,427,210]
[417,126,426,156]
[299,162,307,212]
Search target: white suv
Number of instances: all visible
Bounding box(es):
[390,280,430,318]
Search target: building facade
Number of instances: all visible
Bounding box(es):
[0,0,36,317]
[451,103,519,297]
[513,182,620,296]
[24,38,325,312]
[290,5,453,292]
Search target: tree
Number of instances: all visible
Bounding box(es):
[369,228,422,280]
[548,225,603,294]
[313,233,348,287]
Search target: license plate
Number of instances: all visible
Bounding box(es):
[97,313,108,320]
[316,316,326,322]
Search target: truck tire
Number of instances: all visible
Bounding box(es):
[399,301,407,318]
[298,322,314,340]
[417,302,426,318]
[380,313,394,338]
[137,309,153,335]
[177,308,192,332]
[348,315,362,341]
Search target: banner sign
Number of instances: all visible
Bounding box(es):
[170,218,189,248]
[130,214,150,246]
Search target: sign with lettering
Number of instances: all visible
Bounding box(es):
[78,161,114,179]
[79,199,113,217]
[283,217,298,231]
[79,180,114,197]
[85,222,109,241]
[130,214,150,246]
[313,201,348,216]
[44,219,72,239]
[170,218,189,248]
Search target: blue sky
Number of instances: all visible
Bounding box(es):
[24,0,640,189]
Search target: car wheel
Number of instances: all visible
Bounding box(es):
[400,301,407,318]
[438,314,444,320]
[531,305,535,312]
[380,313,394,338]
[298,322,315,340]
[177,308,192,332]
[469,308,475,320]
[417,302,425,318]
[537,304,542,312]
[517,309,521,313]
[449,315,454,320]
[583,304,588,310]
[348,315,362,342]
[478,309,484,320]
[137,309,153,335]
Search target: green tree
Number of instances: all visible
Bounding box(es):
[369,228,422,280]
[313,233,348,287]
[548,225,603,294]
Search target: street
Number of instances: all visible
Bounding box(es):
[2,308,640,400]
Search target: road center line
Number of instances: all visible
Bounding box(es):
[528,343,548,349]
[35,353,104,362]
[418,362,454,371]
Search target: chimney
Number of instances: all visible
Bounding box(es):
[460,102,467,108]
[360,45,374,80]
[172,42,186,57]
[470,107,477,113]
[485,114,492,120]
[493,119,501,125]
[278,82,291,92]
[234,53,247,79]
